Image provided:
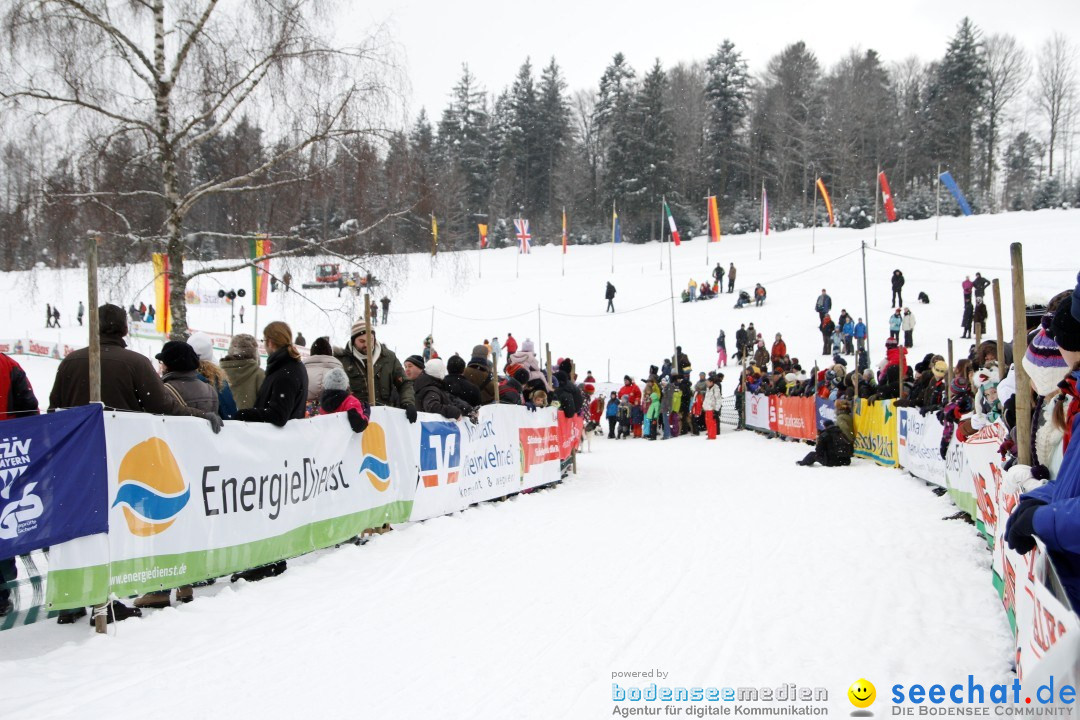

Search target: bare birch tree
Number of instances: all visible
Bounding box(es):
[983,34,1029,205]
[1034,33,1076,177]
[1,0,404,337]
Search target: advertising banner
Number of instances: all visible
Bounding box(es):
[0,405,108,558]
[519,406,562,489]
[943,420,1009,534]
[557,413,584,460]
[746,393,771,433]
[47,407,416,609]
[814,397,836,433]
[853,399,899,467]
[410,405,526,522]
[897,407,947,487]
[771,395,816,441]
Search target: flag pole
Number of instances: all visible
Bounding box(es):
[516,217,520,280]
[666,196,677,372]
[478,224,482,280]
[758,181,764,261]
[873,163,881,247]
[561,206,566,277]
[705,189,711,267]
[935,162,941,242]
[659,197,664,271]
[610,201,615,274]
[811,177,817,255]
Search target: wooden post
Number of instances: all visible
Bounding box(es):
[974,310,982,350]
[364,295,375,405]
[992,278,1006,373]
[947,339,954,403]
[1011,243,1033,465]
[545,344,553,389]
[490,345,499,406]
[88,233,106,635]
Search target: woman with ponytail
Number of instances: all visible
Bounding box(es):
[234,321,308,427]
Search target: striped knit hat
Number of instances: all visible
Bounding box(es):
[1024,314,1069,396]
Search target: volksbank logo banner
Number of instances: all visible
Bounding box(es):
[47,407,416,609]
[410,405,560,522]
[0,404,107,558]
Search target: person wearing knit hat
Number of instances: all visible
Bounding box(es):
[1051,277,1080,362]
[221,334,264,411]
[403,354,425,380]
[187,332,215,364]
[156,341,201,373]
[1026,314,1071,396]
[318,367,369,433]
[425,357,447,381]
[413,355,464,419]
[444,354,481,408]
[332,317,417,421]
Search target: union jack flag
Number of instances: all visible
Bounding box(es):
[514,218,531,254]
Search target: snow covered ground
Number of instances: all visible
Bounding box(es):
[1,210,1077,718]
[2,432,1014,719]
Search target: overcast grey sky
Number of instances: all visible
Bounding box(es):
[343,0,1079,124]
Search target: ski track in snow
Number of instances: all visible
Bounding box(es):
[1,209,1074,717]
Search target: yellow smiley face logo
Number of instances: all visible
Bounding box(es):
[848,679,876,709]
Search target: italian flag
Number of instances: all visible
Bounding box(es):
[664,200,681,246]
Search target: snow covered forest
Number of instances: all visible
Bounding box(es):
[0,6,1077,271]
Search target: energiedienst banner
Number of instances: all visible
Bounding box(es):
[46,407,416,609]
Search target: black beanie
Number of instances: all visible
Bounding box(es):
[559,358,573,375]
[99,303,128,336]
[446,356,465,374]
[512,367,530,385]
[404,354,425,370]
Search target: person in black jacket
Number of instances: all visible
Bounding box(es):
[972,272,990,301]
[412,358,464,419]
[232,321,307,583]
[605,282,616,312]
[444,355,481,408]
[891,269,905,307]
[235,321,308,427]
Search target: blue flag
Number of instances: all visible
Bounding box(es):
[939,171,973,216]
[0,405,108,558]
[612,206,622,244]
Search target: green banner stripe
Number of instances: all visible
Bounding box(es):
[46,500,412,610]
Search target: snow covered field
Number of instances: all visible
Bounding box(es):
[1,210,1078,718]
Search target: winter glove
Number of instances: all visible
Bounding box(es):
[405,404,418,424]
[1004,498,1046,555]
[205,412,222,434]
[347,408,369,434]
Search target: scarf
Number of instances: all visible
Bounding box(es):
[320,389,351,414]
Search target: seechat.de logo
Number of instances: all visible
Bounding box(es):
[359,422,391,492]
[420,421,461,488]
[112,438,190,536]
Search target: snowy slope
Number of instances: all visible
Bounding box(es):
[1,209,1076,392]
[0,210,1075,718]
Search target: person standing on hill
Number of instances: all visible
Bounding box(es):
[713,263,724,289]
[973,298,989,338]
[77,301,85,327]
[854,318,867,352]
[605,281,617,312]
[961,300,974,339]
[380,296,390,324]
[727,263,736,293]
[962,276,974,305]
[972,272,990,301]
[45,303,53,328]
[820,314,836,356]
[902,308,916,348]
[815,289,832,321]
[891,269,905,307]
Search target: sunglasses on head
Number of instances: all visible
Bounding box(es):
[355,328,368,336]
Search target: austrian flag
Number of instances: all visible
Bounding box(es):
[663,200,680,246]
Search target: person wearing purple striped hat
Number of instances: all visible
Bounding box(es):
[1005,272,1080,613]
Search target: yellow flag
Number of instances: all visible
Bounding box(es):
[431,214,438,255]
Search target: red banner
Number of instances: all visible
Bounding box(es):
[879,171,897,222]
[769,395,817,441]
[519,426,559,475]
[557,414,584,460]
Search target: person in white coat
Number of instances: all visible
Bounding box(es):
[301,336,343,414]
[901,308,916,348]
[702,373,724,439]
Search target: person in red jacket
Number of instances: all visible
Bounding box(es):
[616,375,642,436]
[504,333,518,356]
[0,352,39,616]
[0,352,39,421]
[770,333,787,366]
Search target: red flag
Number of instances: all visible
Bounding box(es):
[879,171,897,222]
